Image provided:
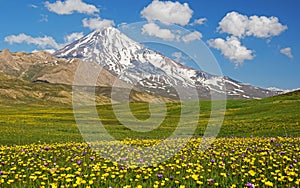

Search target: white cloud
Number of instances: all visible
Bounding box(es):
[247,15,287,38]
[32,49,56,54]
[218,12,248,38]
[45,0,99,15]
[82,17,115,31]
[5,32,85,50]
[172,51,189,65]
[191,18,207,25]
[4,33,61,49]
[64,32,84,44]
[207,36,254,66]
[280,47,293,58]
[142,22,176,40]
[172,52,183,61]
[29,4,38,9]
[218,11,287,38]
[182,31,203,43]
[141,0,193,26]
[117,22,128,28]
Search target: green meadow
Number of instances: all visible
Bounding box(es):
[0,91,299,187]
[0,91,299,145]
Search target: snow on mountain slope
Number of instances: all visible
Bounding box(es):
[54,27,282,100]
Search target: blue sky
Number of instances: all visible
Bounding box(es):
[0,0,299,90]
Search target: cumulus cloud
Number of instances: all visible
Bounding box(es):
[4,33,61,49]
[82,17,115,31]
[218,11,287,38]
[141,0,193,26]
[45,0,99,15]
[247,15,288,38]
[280,47,293,58]
[182,31,203,43]
[191,18,207,26]
[5,32,85,50]
[64,32,84,44]
[218,12,248,38]
[207,36,254,66]
[142,22,176,40]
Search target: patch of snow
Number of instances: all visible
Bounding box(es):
[225,79,241,88]
[234,88,244,93]
[242,95,250,99]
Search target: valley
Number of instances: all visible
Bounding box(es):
[0,26,298,188]
[0,90,299,145]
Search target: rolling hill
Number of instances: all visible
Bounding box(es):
[0,49,173,105]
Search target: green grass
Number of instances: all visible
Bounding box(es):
[0,91,299,145]
[0,106,82,145]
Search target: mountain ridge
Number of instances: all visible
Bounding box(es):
[54,27,282,100]
[0,27,285,101]
[0,49,174,105]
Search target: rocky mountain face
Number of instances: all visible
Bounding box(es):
[0,48,122,86]
[0,49,172,105]
[54,27,282,100]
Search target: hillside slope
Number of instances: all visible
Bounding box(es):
[0,49,174,105]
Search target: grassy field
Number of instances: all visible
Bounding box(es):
[0,91,299,145]
[0,91,299,187]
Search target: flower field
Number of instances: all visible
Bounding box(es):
[0,91,299,187]
[0,137,299,187]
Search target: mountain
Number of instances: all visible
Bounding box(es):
[0,49,173,105]
[0,48,124,86]
[267,87,300,94]
[54,27,282,100]
[276,89,300,97]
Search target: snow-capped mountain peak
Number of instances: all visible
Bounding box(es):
[55,27,281,100]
